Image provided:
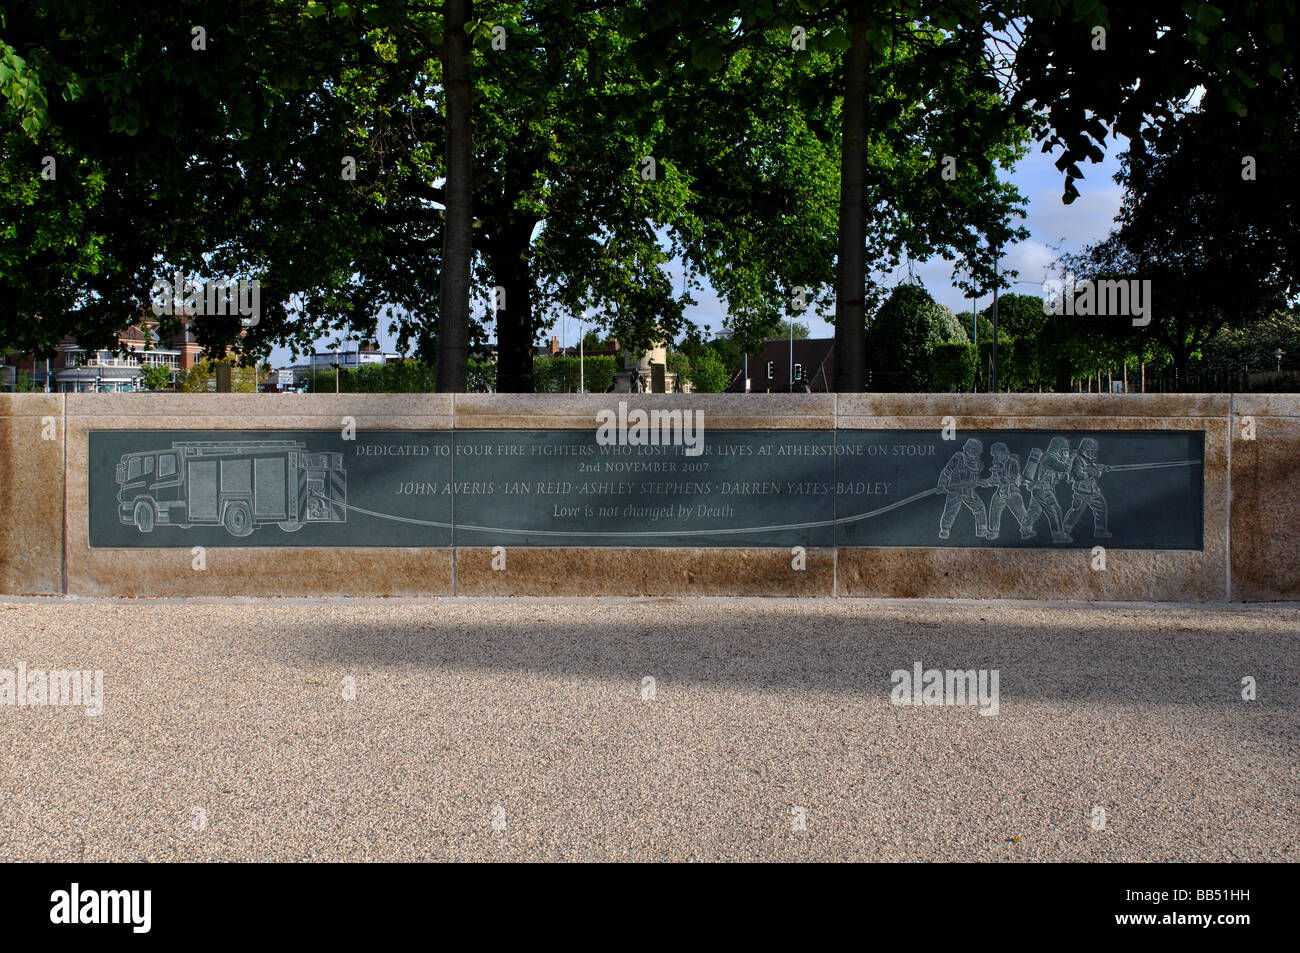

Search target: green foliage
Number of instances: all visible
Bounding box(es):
[181,359,262,393]
[305,358,496,392]
[1002,336,1053,392]
[139,364,175,391]
[767,321,810,341]
[0,0,1033,392]
[1200,311,1300,375]
[982,294,1048,341]
[665,351,691,385]
[1012,0,1300,204]
[955,311,993,346]
[311,361,436,394]
[10,0,1295,392]
[532,354,617,393]
[867,283,968,390]
[931,341,975,392]
[688,347,730,392]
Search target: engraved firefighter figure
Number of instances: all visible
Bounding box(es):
[937,437,990,539]
[1063,437,1111,539]
[986,441,1034,540]
[1024,436,1073,543]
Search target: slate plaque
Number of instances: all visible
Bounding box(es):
[89,430,453,548]
[88,427,1203,550]
[834,429,1204,550]
[451,429,836,547]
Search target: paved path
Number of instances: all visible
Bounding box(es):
[1,598,1297,861]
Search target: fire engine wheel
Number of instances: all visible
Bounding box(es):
[222,502,254,538]
[278,521,303,533]
[133,501,155,534]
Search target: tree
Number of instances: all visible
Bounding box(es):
[3,1,1029,393]
[482,4,844,390]
[866,282,968,390]
[1201,310,1300,377]
[769,321,811,341]
[0,1,507,372]
[1059,93,1299,378]
[1010,1,1300,204]
[687,347,730,392]
[0,1,285,357]
[139,364,175,391]
[665,350,691,385]
[625,2,1031,392]
[981,292,1046,340]
[436,0,474,392]
[931,340,976,391]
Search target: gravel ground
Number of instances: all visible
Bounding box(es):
[1,597,1297,862]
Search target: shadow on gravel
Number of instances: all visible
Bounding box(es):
[262,602,1300,711]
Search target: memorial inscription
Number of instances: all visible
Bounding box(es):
[88,428,1203,550]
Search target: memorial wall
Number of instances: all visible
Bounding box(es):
[1,392,1295,601]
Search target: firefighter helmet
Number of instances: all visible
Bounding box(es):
[1078,437,1099,459]
[962,438,983,456]
[990,442,1009,458]
[1047,436,1070,457]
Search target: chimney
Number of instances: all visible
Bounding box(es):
[550,335,560,355]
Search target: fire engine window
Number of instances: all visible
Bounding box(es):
[127,458,142,480]
[158,454,177,478]
[144,457,154,475]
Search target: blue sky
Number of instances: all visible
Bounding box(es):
[273,140,1127,365]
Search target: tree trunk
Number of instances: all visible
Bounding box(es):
[833,8,870,393]
[491,223,537,393]
[435,0,472,393]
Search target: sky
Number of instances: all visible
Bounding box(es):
[271,139,1127,367]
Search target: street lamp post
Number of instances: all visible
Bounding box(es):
[990,256,999,392]
[788,318,793,392]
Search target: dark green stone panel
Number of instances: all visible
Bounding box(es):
[89,430,453,548]
[834,430,1203,549]
[89,427,1203,550]
[451,429,837,548]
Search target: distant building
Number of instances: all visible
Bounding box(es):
[283,342,402,387]
[2,319,205,393]
[535,335,621,359]
[261,368,298,392]
[728,337,834,393]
